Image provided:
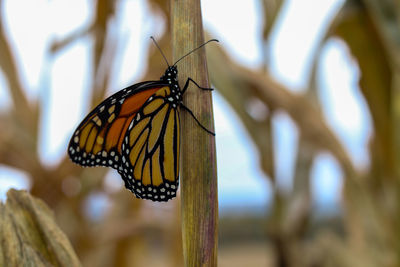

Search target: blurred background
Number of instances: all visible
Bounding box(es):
[0,0,398,266]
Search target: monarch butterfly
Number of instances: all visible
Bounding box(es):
[68,37,218,202]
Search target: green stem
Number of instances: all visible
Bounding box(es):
[171,0,218,266]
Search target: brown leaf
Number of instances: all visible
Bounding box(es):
[0,189,81,267]
[333,1,394,177]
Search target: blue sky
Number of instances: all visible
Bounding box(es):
[0,0,371,214]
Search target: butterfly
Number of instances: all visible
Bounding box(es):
[68,37,218,202]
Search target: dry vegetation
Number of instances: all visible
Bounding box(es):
[1,0,399,266]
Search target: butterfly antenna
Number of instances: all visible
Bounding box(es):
[173,39,219,66]
[150,36,170,67]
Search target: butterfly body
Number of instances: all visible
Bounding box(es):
[69,66,183,201]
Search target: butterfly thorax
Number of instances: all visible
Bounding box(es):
[160,66,178,82]
[160,66,182,106]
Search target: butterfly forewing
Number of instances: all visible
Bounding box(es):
[68,82,161,169]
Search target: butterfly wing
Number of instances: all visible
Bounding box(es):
[68,81,163,170]
[68,83,180,201]
[119,86,180,201]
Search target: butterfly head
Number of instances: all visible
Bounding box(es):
[161,66,178,83]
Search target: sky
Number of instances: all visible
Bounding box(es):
[0,0,372,214]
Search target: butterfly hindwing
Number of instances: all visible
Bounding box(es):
[119,86,180,201]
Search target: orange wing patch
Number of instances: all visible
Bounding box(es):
[119,88,161,116]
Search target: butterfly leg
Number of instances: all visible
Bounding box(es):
[182,78,213,94]
[180,104,215,136]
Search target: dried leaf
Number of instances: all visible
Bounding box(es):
[0,189,81,267]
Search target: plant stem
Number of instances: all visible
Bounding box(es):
[171,0,218,266]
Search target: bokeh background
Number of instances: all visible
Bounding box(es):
[0,0,398,266]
